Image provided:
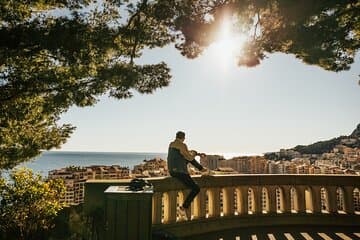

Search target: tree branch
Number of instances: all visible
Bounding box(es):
[254,11,261,40]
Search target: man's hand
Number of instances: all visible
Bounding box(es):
[198,152,207,157]
[189,150,198,156]
[200,167,213,176]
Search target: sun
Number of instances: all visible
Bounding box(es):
[205,17,246,68]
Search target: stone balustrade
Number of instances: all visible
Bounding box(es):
[84,174,360,239]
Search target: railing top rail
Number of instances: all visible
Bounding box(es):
[86,174,359,192]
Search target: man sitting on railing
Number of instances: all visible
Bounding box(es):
[167,131,208,220]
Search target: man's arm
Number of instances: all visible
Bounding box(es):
[189,159,204,171]
[179,143,196,161]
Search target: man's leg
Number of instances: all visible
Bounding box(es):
[171,172,200,209]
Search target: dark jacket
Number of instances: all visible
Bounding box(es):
[167,139,195,174]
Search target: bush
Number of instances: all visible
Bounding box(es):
[0,168,66,240]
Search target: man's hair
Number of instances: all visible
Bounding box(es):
[176,131,185,139]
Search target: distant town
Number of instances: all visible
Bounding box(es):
[49,124,360,205]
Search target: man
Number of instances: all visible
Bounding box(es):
[167,131,207,219]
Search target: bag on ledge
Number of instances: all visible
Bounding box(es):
[127,178,153,191]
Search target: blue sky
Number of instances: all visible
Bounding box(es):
[58,44,360,155]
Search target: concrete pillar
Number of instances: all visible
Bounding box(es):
[208,187,221,218]
[344,186,355,214]
[223,187,235,216]
[152,192,163,224]
[193,188,207,219]
[163,190,177,223]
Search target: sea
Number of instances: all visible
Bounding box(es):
[4,151,247,178]
[12,151,168,178]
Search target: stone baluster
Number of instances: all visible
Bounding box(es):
[193,188,207,219]
[282,186,292,213]
[163,190,177,223]
[295,186,306,213]
[236,187,248,215]
[208,187,221,218]
[343,186,355,214]
[305,187,314,213]
[268,186,277,214]
[327,186,338,214]
[278,187,286,213]
[223,187,235,216]
[152,192,163,224]
[311,186,322,214]
[253,186,262,215]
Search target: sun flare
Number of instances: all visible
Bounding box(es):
[206,18,247,68]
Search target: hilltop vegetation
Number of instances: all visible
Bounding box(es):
[293,137,343,155]
[293,124,360,155]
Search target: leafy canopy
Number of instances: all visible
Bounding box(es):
[0,0,172,168]
[0,0,359,169]
[172,0,359,70]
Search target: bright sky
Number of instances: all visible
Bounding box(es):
[58,38,360,155]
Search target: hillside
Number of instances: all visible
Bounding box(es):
[292,124,360,155]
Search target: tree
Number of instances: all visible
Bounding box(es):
[0,0,172,168]
[1,0,359,168]
[171,0,359,71]
[0,168,66,240]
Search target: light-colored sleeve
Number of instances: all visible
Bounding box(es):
[179,143,195,161]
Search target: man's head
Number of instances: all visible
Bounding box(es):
[176,131,185,142]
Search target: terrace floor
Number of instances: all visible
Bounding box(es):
[153,226,360,240]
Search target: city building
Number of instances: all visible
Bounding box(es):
[49,165,130,205]
[132,158,168,177]
[268,161,284,174]
[200,155,225,170]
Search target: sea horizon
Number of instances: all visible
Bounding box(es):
[4,150,259,177]
[10,151,169,177]
[47,150,261,157]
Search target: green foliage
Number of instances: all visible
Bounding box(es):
[351,123,360,137]
[264,152,279,160]
[49,204,90,240]
[0,168,66,240]
[0,0,172,168]
[1,0,359,168]
[293,137,342,154]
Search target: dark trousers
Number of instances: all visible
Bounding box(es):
[170,172,200,209]
[170,160,203,209]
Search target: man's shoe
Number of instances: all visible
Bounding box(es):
[177,206,188,221]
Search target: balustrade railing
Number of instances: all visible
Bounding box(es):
[84,174,360,239]
[149,174,359,225]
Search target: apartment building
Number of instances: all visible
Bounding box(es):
[132,158,168,177]
[49,165,130,205]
